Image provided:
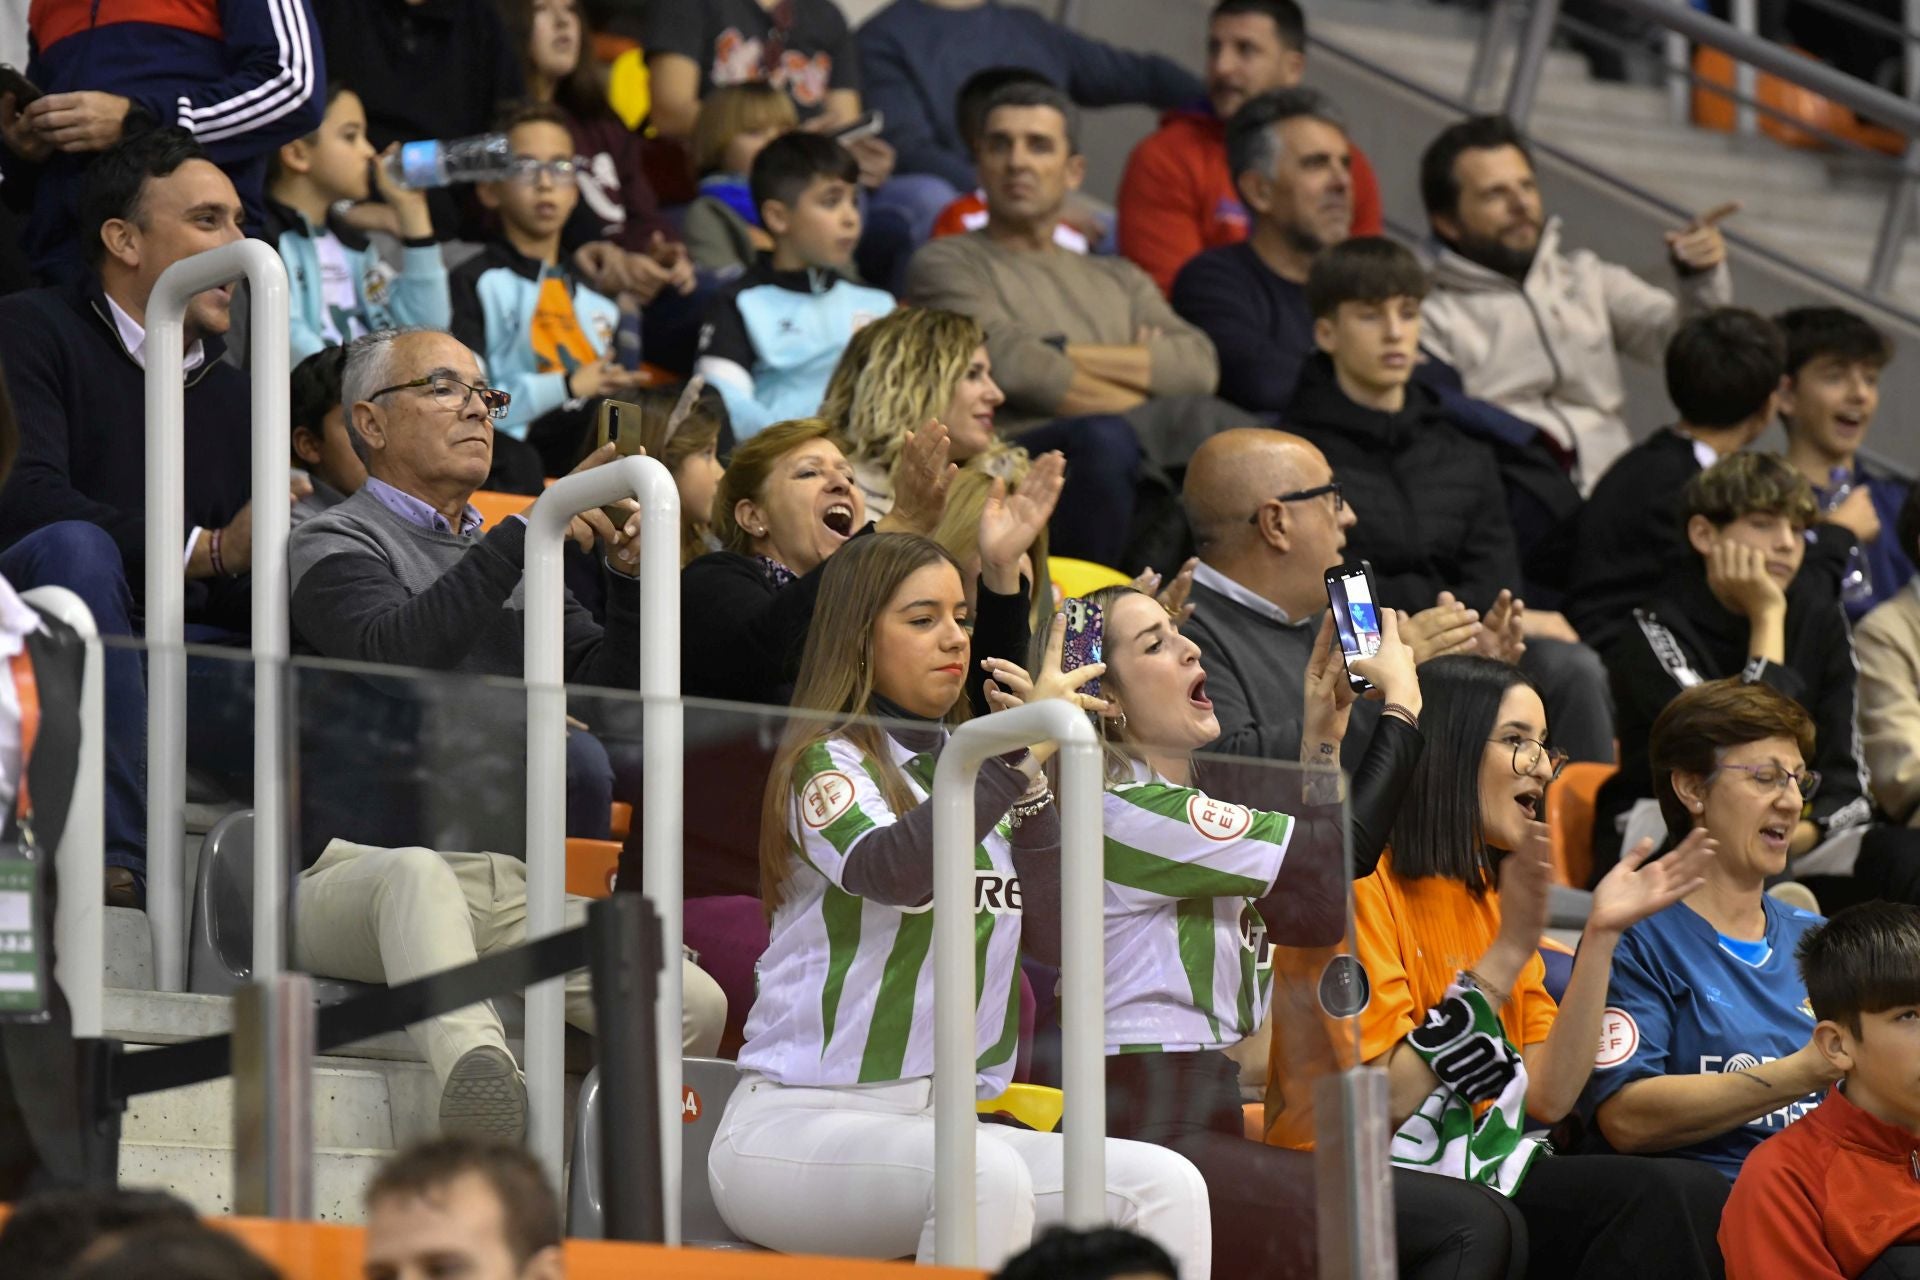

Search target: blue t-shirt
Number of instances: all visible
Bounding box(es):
[1580,897,1826,1179]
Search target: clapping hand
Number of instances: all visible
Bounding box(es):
[1471,589,1527,663]
[979,450,1065,594]
[877,420,956,536]
[1588,827,1716,936]
[1494,820,1557,956]
[1132,557,1198,625]
[1405,592,1482,663]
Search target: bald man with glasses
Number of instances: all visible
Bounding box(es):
[286,326,725,1140]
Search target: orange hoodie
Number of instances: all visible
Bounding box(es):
[1116,109,1384,296]
[1721,1084,1920,1279]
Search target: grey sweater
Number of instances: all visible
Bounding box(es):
[287,485,639,686]
[1184,577,1376,772]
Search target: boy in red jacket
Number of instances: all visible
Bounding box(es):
[1721,902,1920,1279]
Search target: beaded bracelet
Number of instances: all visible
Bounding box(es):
[1381,701,1419,730]
[209,527,228,578]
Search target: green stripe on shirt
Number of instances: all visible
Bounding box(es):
[1106,836,1270,899]
[1176,898,1221,1043]
[817,886,864,1057]
[859,908,935,1082]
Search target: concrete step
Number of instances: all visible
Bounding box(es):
[121,1053,441,1152]
[119,1138,392,1222]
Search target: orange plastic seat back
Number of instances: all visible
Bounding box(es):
[567,837,622,898]
[1546,761,1617,889]
[1691,45,1903,154]
[470,488,536,531]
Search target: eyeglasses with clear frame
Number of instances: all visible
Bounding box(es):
[1248,481,1344,524]
[1488,735,1569,780]
[1711,763,1822,801]
[505,156,580,186]
[368,375,512,421]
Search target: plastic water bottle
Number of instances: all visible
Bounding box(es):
[382,133,515,190]
[1823,466,1876,605]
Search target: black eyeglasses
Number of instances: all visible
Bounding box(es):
[369,375,511,420]
[1488,735,1569,780]
[1249,482,1343,523]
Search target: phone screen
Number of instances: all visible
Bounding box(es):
[1325,566,1382,690]
[1061,597,1104,700]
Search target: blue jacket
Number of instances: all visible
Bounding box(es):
[265,199,450,363]
[1811,462,1917,621]
[6,0,325,283]
[449,240,621,441]
[694,257,894,440]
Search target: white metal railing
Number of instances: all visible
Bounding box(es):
[931,699,1104,1265]
[143,242,291,991]
[20,586,104,1037]
[521,456,682,1205]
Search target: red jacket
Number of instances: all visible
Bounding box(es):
[1721,1085,1920,1279]
[1116,108,1383,295]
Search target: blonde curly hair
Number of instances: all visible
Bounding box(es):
[820,307,1007,476]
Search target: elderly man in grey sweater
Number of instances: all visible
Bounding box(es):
[1181,428,1520,768]
[287,327,724,1142]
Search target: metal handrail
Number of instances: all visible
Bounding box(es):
[143,242,291,991]
[1505,0,1920,135]
[521,456,682,1209]
[931,700,1104,1265]
[21,586,104,1038]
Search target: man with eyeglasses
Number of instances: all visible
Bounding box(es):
[451,103,652,493]
[1181,427,1521,773]
[1596,452,1920,903]
[285,326,727,1139]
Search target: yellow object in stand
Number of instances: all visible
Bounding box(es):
[976,1083,1065,1133]
[1049,556,1130,601]
[608,47,652,131]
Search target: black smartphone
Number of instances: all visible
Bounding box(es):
[1323,560,1382,694]
[0,66,41,109]
[1061,596,1104,700]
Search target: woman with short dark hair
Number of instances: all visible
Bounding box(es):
[1582,678,1838,1178]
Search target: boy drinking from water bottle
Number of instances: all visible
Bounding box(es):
[1776,306,1913,619]
[450,102,644,491]
[267,84,450,364]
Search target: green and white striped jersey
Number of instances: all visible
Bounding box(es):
[738,732,1025,1098]
[1101,761,1294,1055]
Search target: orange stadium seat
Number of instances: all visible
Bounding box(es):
[1546,762,1617,889]
[566,837,623,899]
[470,488,536,531]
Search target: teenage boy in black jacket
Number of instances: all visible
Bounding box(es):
[1284,237,1615,762]
[0,129,259,906]
[1595,453,1920,902]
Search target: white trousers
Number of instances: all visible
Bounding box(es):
[708,1073,1212,1276]
[292,839,727,1087]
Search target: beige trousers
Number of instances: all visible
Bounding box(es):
[292,839,726,1087]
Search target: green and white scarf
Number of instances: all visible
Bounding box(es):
[1388,980,1547,1196]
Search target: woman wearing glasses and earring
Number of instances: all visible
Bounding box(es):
[1306,654,1731,1280]
[1580,678,1841,1182]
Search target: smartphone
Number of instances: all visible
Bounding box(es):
[1061,597,1103,700]
[0,65,41,108]
[1323,560,1382,694]
[831,110,884,144]
[593,398,645,525]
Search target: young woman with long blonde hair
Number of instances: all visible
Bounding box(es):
[709,535,1211,1272]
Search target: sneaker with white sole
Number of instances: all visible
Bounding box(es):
[439,1045,527,1142]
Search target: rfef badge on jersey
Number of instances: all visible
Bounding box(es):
[1187,795,1253,842]
[800,771,856,829]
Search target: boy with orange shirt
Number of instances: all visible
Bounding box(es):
[1721,902,1920,1279]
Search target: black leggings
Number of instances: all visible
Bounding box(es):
[1104,1051,1522,1280]
[1508,1152,1729,1280]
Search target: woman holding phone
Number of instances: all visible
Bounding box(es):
[993,587,1527,1280]
[708,535,1210,1273]
[1293,655,1731,1280]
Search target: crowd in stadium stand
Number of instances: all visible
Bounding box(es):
[8,0,1920,1275]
